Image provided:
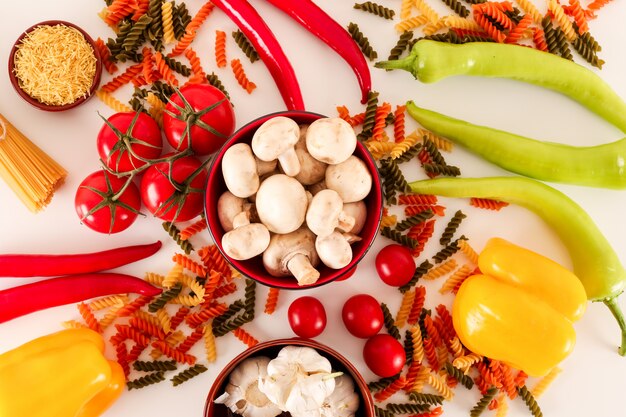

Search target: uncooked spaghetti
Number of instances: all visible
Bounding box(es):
[0,114,67,212]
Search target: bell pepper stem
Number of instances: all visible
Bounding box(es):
[603,296,626,356]
[374,56,415,72]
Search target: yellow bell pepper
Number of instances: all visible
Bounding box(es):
[0,328,125,417]
[453,237,587,376]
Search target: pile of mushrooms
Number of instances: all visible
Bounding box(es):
[218,116,372,285]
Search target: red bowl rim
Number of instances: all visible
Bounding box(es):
[204,110,383,290]
[7,20,103,112]
[203,337,376,417]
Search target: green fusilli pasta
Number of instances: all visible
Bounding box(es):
[133,360,178,372]
[171,364,208,386]
[162,221,193,254]
[423,163,461,177]
[244,279,256,319]
[518,385,544,417]
[163,55,192,76]
[148,282,183,312]
[432,238,464,263]
[347,22,378,61]
[381,302,402,340]
[122,14,152,52]
[440,210,467,246]
[470,387,498,417]
[395,209,435,232]
[444,363,474,389]
[368,374,402,392]
[399,260,433,293]
[173,2,191,40]
[354,2,395,19]
[207,72,231,101]
[381,227,419,249]
[127,371,166,390]
[375,405,395,417]
[440,0,470,17]
[358,90,379,141]
[232,30,260,63]
[147,0,164,50]
[386,403,431,414]
[395,143,422,163]
[387,31,414,62]
[409,392,445,405]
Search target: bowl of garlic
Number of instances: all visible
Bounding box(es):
[204,111,383,289]
[204,338,375,417]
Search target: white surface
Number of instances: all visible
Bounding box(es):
[1,1,626,416]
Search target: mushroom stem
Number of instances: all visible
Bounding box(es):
[337,212,356,233]
[277,147,300,177]
[288,254,320,285]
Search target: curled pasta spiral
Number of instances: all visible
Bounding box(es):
[214,30,227,68]
[407,286,426,325]
[161,1,176,44]
[230,59,257,93]
[439,264,473,294]
[233,327,259,348]
[395,290,415,328]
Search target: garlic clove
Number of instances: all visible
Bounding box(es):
[319,374,359,417]
[215,356,282,417]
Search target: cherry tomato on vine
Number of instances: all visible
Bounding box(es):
[97,111,162,173]
[342,294,384,338]
[375,244,416,287]
[140,154,207,222]
[288,296,327,338]
[363,334,406,377]
[75,170,141,234]
[163,84,235,156]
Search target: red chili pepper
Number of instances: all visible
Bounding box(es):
[0,241,162,277]
[211,0,305,111]
[0,273,162,323]
[263,0,372,104]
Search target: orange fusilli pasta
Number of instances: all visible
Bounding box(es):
[215,30,227,68]
[233,327,259,348]
[264,287,280,314]
[231,59,256,93]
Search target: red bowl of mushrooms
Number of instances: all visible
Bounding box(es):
[203,338,376,417]
[204,110,383,289]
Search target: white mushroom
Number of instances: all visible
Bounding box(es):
[215,356,282,417]
[256,174,308,234]
[222,143,259,198]
[325,155,372,203]
[255,157,278,176]
[252,116,301,177]
[305,118,356,164]
[342,201,367,235]
[217,191,246,232]
[306,189,355,237]
[315,231,353,269]
[307,180,327,196]
[294,126,327,185]
[221,221,270,261]
[263,227,320,285]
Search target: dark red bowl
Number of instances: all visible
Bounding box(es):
[8,20,102,111]
[204,110,383,289]
[204,338,376,417]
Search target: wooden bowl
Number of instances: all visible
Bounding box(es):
[204,338,376,417]
[204,110,383,289]
[8,20,102,111]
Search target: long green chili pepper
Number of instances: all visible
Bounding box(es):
[408,176,626,355]
[375,41,626,133]
[405,101,626,189]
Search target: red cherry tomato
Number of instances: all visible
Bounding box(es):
[140,154,207,222]
[342,294,384,338]
[163,84,235,156]
[375,244,416,287]
[288,296,327,338]
[75,170,141,234]
[97,112,162,173]
[363,334,406,377]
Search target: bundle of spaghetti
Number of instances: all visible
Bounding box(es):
[548,0,577,41]
[395,15,429,32]
[452,352,482,372]
[168,1,215,57]
[422,259,457,281]
[95,38,118,74]
[506,13,533,43]
[395,290,415,328]
[77,302,102,333]
[214,30,228,68]
[264,287,280,314]
[152,340,197,365]
[96,90,133,112]
[203,323,217,362]
[457,239,479,265]
[101,63,143,93]
[154,52,179,86]
[105,0,136,27]
[129,316,166,340]
[140,47,156,84]
[374,376,406,401]
[440,264,473,294]
[233,327,259,348]
[185,303,229,327]
[473,11,507,42]
[531,367,561,398]
[145,92,166,127]
[0,113,65,213]
[407,286,426,325]
[173,253,207,277]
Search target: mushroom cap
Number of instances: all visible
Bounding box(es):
[251,116,300,161]
[221,223,270,261]
[306,189,353,237]
[256,174,308,234]
[315,231,352,269]
[222,143,260,198]
[343,201,367,235]
[305,118,357,164]
[217,191,246,232]
[307,180,327,196]
[325,155,372,203]
[263,227,319,277]
[294,126,327,185]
